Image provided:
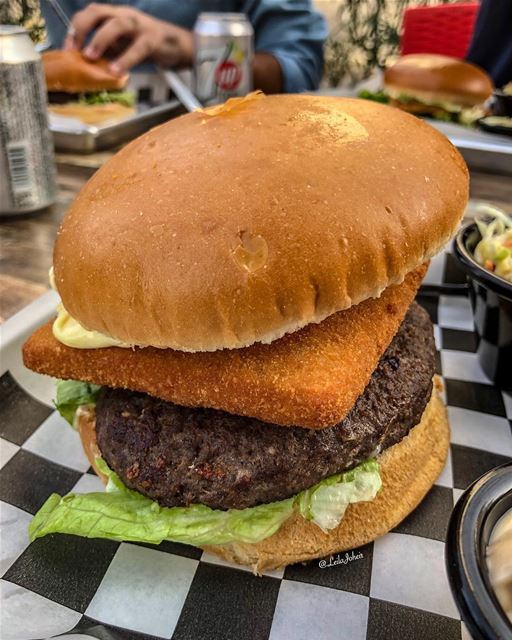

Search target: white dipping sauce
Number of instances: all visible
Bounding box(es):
[487,508,512,622]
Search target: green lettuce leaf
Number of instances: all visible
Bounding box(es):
[55,380,101,426]
[29,454,381,547]
[29,458,294,545]
[297,460,381,531]
[357,89,389,104]
[80,91,135,107]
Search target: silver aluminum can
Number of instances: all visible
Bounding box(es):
[193,13,254,105]
[0,25,57,214]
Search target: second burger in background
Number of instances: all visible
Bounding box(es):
[42,49,135,125]
[361,53,494,126]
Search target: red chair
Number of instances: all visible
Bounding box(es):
[401,3,480,59]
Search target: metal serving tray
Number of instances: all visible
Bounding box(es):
[50,99,183,153]
[430,121,512,176]
[314,87,512,176]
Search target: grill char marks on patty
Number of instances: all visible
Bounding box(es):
[95,303,435,510]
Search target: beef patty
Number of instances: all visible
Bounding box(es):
[96,303,435,510]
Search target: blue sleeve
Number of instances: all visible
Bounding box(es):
[242,0,328,93]
[465,0,512,87]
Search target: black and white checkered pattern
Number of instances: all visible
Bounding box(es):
[1,250,511,640]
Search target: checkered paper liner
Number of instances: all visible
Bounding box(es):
[1,249,511,640]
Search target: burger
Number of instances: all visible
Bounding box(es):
[42,49,135,125]
[23,93,469,573]
[360,54,494,126]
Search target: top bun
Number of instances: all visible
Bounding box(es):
[384,54,494,106]
[42,50,128,93]
[54,93,468,352]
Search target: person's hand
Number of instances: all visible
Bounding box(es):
[64,3,194,75]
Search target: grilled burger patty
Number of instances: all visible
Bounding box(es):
[96,303,435,510]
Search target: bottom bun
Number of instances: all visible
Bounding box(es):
[202,381,449,572]
[77,379,448,574]
[49,103,135,125]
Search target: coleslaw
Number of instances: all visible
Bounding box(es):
[474,205,512,283]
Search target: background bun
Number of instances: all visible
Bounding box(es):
[384,54,494,106]
[48,102,134,125]
[54,94,468,351]
[43,50,128,93]
[203,385,449,572]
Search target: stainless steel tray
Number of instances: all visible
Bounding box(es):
[50,99,183,153]
[430,121,512,176]
[314,87,512,176]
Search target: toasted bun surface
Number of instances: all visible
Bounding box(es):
[204,383,449,572]
[384,54,494,106]
[78,380,448,571]
[23,267,424,429]
[42,50,128,93]
[53,93,468,351]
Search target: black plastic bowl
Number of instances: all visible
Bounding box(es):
[446,463,512,640]
[492,91,512,118]
[453,223,512,390]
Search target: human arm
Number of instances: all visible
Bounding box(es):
[253,52,283,93]
[62,3,193,74]
[243,0,328,93]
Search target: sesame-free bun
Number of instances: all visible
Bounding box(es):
[77,379,449,572]
[53,93,468,352]
[204,383,449,572]
[42,50,128,93]
[384,54,494,107]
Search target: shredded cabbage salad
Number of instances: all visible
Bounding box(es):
[474,205,512,283]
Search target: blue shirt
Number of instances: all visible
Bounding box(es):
[41,0,328,92]
[466,0,512,87]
